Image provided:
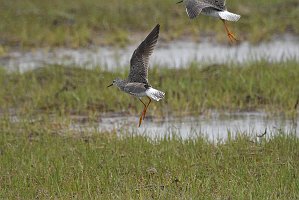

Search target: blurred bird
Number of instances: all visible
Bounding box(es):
[177,0,240,42]
[107,24,165,127]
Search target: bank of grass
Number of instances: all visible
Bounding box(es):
[0,122,299,199]
[0,61,298,117]
[0,0,298,48]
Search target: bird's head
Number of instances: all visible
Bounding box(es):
[107,77,121,88]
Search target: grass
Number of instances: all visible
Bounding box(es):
[0,0,298,48]
[0,121,298,199]
[0,61,298,117]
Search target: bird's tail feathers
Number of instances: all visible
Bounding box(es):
[146,87,165,101]
[219,11,240,21]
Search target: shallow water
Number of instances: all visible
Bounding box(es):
[1,35,299,72]
[71,112,298,141]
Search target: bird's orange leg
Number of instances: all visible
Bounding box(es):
[142,97,152,119]
[138,98,147,127]
[221,19,238,43]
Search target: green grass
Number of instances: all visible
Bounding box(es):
[0,61,298,117]
[0,0,298,48]
[0,123,299,199]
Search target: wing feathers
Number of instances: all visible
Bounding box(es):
[203,0,226,10]
[128,24,160,84]
[185,0,209,19]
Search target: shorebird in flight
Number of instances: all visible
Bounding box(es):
[107,24,165,127]
[177,0,241,42]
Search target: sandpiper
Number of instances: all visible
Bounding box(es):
[107,24,165,127]
[177,0,241,42]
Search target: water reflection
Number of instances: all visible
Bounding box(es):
[71,112,298,141]
[1,35,298,72]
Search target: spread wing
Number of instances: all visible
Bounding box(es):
[127,24,160,84]
[203,0,226,10]
[184,0,212,19]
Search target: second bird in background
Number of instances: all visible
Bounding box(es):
[177,0,241,43]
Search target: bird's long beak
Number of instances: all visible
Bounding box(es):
[176,0,183,4]
[107,83,113,88]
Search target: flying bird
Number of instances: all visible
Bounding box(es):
[177,0,240,42]
[107,24,165,127]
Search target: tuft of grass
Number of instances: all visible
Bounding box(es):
[0,61,298,117]
[0,0,298,48]
[0,122,299,199]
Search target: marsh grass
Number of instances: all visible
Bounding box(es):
[0,120,299,199]
[0,61,298,117]
[0,0,298,48]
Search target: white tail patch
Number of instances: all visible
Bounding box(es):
[218,11,240,21]
[146,87,165,101]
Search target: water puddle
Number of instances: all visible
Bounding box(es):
[71,112,298,141]
[1,35,298,72]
